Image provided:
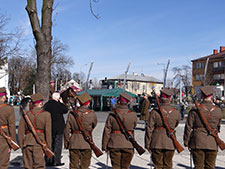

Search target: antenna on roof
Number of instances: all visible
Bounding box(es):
[123,63,130,90]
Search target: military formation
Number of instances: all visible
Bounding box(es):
[0,85,224,169]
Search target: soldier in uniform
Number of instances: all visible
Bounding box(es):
[0,87,17,169]
[140,94,150,121]
[102,92,137,169]
[18,93,52,169]
[183,86,222,169]
[64,92,97,169]
[145,88,180,169]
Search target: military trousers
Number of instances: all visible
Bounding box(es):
[151,149,174,169]
[109,148,134,169]
[23,145,45,169]
[69,149,92,169]
[0,142,10,169]
[191,149,217,169]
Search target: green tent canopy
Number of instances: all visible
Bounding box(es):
[77,88,137,111]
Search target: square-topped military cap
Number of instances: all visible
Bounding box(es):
[31,93,43,103]
[120,91,132,101]
[0,87,6,96]
[200,86,214,97]
[160,88,173,96]
[77,92,92,104]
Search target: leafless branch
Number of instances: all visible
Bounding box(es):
[89,0,100,19]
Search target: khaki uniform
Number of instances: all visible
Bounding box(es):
[0,101,17,169]
[64,106,97,169]
[18,107,52,169]
[140,98,150,121]
[184,100,222,169]
[145,100,180,169]
[102,104,137,169]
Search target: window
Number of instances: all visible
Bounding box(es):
[213,74,224,80]
[195,74,203,80]
[196,62,204,69]
[213,61,223,68]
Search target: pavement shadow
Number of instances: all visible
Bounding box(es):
[94,162,112,169]
[177,163,225,169]
[177,163,191,168]
[94,162,150,169]
[135,127,145,131]
[9,155,23,167]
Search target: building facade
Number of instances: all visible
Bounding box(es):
[101,73,163,96]
[192,46,225,98]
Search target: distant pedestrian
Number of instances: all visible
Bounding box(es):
[44,92,68,166]
[180,99,188,120]
[0,87,17,169]
[184,86,222,169]
[110,96,116,110]
[140,94,150,121]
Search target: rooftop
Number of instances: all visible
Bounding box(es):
[107,73,163,83]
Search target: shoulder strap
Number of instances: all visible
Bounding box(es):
[0,104,7,108]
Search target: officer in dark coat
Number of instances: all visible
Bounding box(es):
[44,92,68,166]
[145,88,180,169]
[102,91,137,169]
[64,92,97,169]
[184,86,222,169]
[0,87,17,169]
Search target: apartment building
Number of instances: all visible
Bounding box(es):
[192,46,225,98]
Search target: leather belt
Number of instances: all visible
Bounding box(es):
[0,125,8,129]
[155,126,165,130]
[111,130,133,134]
[73,130,82,134]
[26,129,44,134]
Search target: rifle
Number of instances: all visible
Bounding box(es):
[71,109,103,157]
[155,96,184,153]
[20,106,54,158]
[0,127,20,151]
[112,109,146,155]
[192,96,225,150]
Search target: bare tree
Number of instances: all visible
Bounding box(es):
[0,13,21,67]
[172,64,192,96]
[26,0,54,100]
[51,38,74,80]
[26,0,100,100]
[90,78,100,89]
[8,56,35,95]
[73,72,86,88]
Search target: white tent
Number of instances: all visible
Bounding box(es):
[61,79,81,91]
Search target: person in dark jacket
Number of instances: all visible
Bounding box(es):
[44,92,68,166]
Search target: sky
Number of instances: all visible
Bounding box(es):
[2,0,225,82]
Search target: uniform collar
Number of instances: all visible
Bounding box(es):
[117,104,128,109]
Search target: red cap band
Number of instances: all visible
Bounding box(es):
[83,100,90,106]
[0,92,6,96]
[33,100,43,104]
[120,96,128,103]
[161,93,171,99]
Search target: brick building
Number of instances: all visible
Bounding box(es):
[192,46,225,98]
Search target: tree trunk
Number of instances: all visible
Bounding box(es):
[26,0,54,101]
